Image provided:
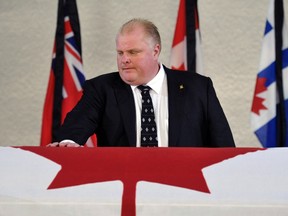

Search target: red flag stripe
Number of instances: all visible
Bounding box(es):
[172,0,186,47]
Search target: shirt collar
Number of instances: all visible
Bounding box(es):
[131,63,165,94]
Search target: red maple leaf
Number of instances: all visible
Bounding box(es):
[251,77,268,115]
[20,147,261,216]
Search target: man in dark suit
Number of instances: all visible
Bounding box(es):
[48,18,235,148]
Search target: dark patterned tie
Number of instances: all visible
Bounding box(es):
[137,85,158,147]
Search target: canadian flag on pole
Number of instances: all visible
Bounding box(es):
[170,0,203,74]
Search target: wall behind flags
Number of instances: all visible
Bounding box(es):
[0,0,286,147]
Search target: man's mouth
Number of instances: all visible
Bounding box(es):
[122,68,134,71]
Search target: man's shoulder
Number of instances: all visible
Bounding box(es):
[164,66,210,83]
[82,72,124,91]
[88,71,120,82]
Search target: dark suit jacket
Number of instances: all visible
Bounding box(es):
[56,66,235,147]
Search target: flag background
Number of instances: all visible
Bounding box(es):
[0,0,286,147]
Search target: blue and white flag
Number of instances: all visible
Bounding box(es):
[251,0,288,147]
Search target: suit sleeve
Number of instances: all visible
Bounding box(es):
[206,78,235,147]
[55,79,103,145]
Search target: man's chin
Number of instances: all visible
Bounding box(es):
[120,74,138,85]
[122,79,138,86]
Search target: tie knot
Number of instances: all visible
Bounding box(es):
[137,85,151,94]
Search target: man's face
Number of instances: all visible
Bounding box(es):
[116,26,160,86]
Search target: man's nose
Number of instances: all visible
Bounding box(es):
[121,53,131,64]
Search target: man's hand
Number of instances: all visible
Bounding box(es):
[46,142,82,147]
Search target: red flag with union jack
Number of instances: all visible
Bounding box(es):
[40,0,96,147]
[170,0,203,74]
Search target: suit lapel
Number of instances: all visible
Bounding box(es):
[165,67,187,147]
[114,80,136,147]
[112,67,188,147]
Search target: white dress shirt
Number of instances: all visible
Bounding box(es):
[130,63,169,147]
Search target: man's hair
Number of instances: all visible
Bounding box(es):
[118,18,161,51]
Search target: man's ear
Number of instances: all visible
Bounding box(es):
[153,44,161,58]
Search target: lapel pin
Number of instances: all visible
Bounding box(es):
[179,84,184,90]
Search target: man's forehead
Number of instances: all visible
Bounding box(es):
[116,40,143,51]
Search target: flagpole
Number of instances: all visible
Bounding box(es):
[185,0,197,72]
[274,0,286,147]
[52,0,65,141]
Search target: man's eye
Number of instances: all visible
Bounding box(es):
[130,50,140,55]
